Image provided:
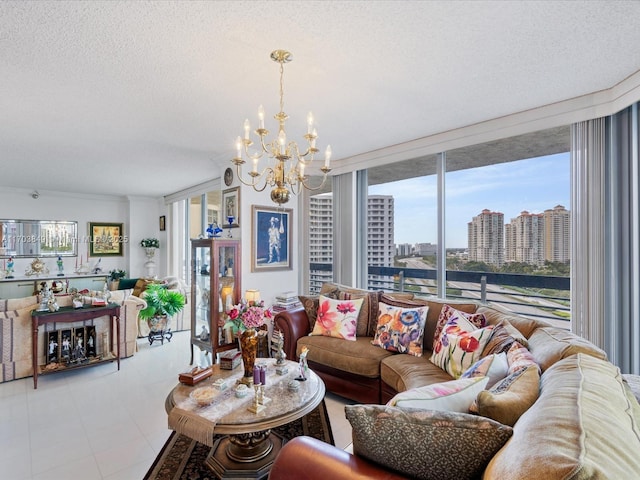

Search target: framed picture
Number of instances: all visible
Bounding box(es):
[46,330,60,364]
[60,329,72,363]
[222,187,240,228]
[159,215,166,232]
[86,325,97,357]
[251,205,292,272]
[89,222,124,256]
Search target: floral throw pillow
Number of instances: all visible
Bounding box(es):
[461,352,509,388]
[433,304,487,350]
[388,376,489,412]
[431,314,494,378]
[506,341,540,375]
[371,303,429,356]
[309,295,363,341]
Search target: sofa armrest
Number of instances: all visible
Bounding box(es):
[269,436,406,480]
[273,307,310,361]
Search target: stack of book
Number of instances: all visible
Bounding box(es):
[272,291,302,312]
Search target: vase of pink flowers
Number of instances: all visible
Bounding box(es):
[224,300,272,384]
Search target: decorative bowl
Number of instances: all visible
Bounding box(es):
[190,386,216,406]
[235,384,248,398]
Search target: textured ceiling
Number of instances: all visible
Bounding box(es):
[1,1,639,198]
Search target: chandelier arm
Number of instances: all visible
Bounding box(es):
[299,173,331,192]
[234,164,274,192]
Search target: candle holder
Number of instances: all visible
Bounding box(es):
[248,384,265,413]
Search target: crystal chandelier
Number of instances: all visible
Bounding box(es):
[232,50,332,205]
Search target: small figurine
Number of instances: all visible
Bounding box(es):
[47,296,59,312]
[206,222,223,238]
[6,256,15,278]
[273,330,287,366]
[199,325,209,341]
[92,258,102,274]
[56,255,64,276]
[296,346,309,381]
[37,284,52,312]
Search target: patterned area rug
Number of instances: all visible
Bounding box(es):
[144,400,334,479]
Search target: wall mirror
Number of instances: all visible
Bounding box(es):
[0,220,78,258]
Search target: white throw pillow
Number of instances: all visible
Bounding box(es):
[388,377,489,413]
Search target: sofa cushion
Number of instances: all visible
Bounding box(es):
[0,306,34,382]
[371,303,429,356]
[132,278,152,298]
[423,301,478,351]
[388,376,489,412]
[481,323,516,357]
[381,353,454,393]
[506,341,539,375]
[461,352,509,388]
[320,282,378,337]
[527,326,607,372]
[432,304,486,351]
[345,404,513,480]
[118,277,139,290]
[484,353,640,480]
[471,364,540,427]
[476,305,541,344]
[431,313,494,378]
[297,335,392,378]
[308,295,363,341]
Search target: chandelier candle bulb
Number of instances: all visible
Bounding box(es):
[324,145,332,167]
[258,105,265,129]
[244,119,251,140]
[235,137,243,158]
[311,129,317,149]
[251,157,258,174]
[307,111,314,133]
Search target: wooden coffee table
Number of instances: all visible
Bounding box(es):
[165,359,325,479]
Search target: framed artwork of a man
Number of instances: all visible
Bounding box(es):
[251,205,292,272]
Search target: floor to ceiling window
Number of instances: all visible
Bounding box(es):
[308,126,572,325]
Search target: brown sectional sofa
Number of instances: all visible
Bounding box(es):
[271,283,640,480]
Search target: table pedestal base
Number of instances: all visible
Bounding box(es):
[206,431,285,479]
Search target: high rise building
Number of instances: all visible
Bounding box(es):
[505,211,545,265]
[468,209,504,266]
[544,205,570,263]
[309,194,395,291]
[309,193,334,291]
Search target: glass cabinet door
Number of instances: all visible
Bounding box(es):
[190,238,241,365]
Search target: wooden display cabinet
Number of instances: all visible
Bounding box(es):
[190,238,241,365]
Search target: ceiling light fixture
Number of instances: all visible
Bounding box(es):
[232,50,332,205]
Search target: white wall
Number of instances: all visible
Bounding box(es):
[0,187,165,279]
[234,184,299,306]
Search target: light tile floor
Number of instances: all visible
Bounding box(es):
[0,331,353,480]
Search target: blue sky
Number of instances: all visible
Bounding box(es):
[369,153,570,247]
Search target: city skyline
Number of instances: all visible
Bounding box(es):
[369,152,570,247]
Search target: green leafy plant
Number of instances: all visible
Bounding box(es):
[108,269,127,281]
[139,284,185,320]
[140,238,160,248]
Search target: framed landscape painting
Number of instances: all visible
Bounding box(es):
[89,222,124,256]
[251,205,292,272]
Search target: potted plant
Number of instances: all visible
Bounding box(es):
[138,283,186,332]
[140,238,160,248]
[108,269,127,290]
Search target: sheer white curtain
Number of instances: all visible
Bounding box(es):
[571,103,640,374]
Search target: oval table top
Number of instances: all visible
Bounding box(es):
[166,359,325,436]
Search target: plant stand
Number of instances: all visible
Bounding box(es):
[149,328,173,345]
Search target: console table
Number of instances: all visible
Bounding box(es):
[31,303,121,389]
